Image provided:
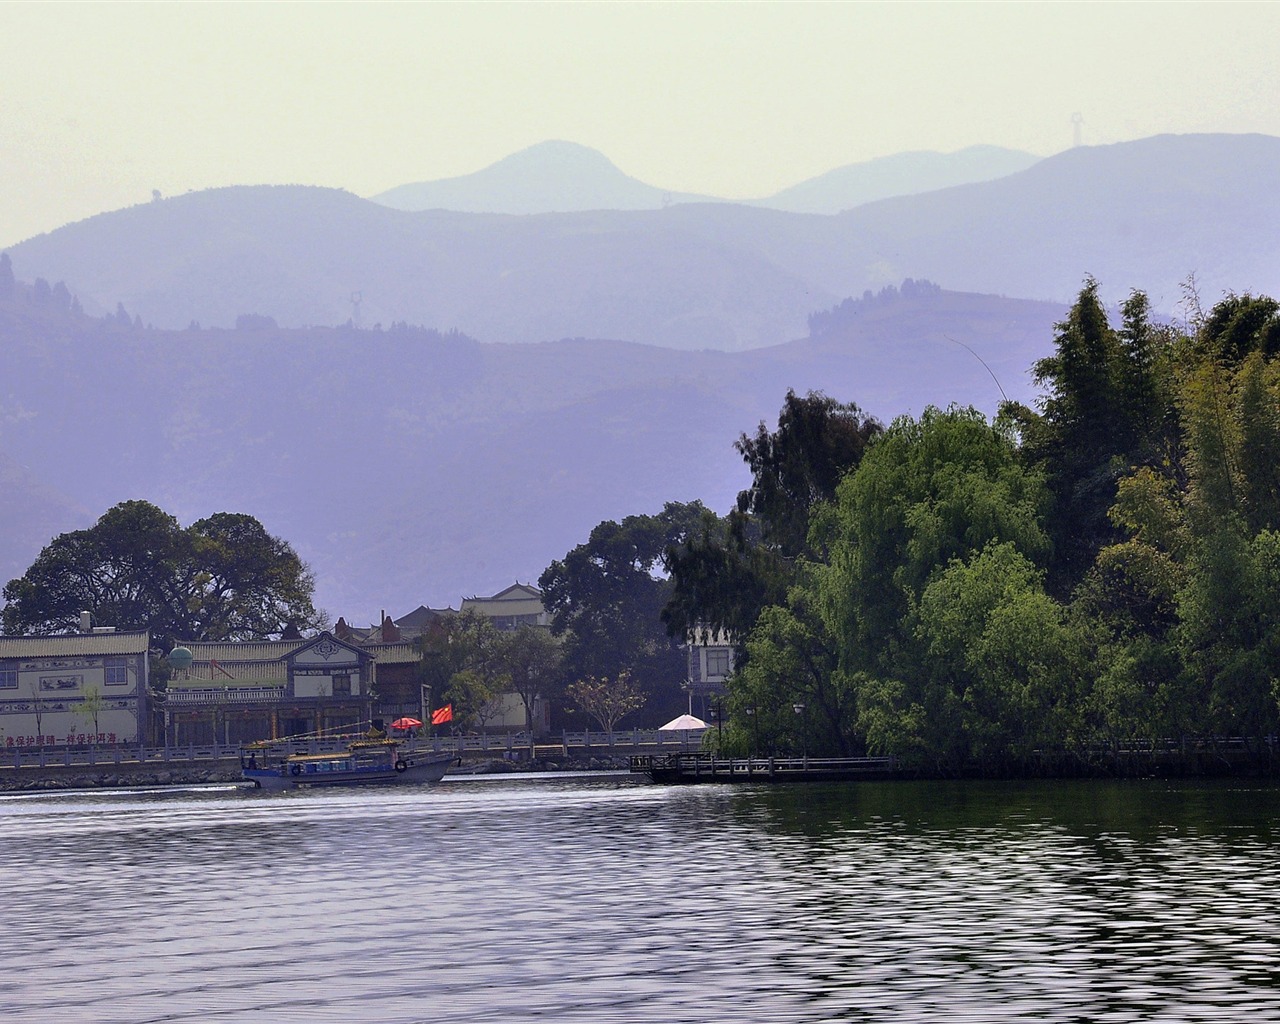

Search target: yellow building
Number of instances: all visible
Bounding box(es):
[460,583,550,630]
[0,630,150,748]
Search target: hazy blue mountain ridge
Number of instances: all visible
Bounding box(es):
[8,134,1276,351]
[757,145,1040,213]
[371,139,1039,215]
[830,133,1280,311]
[373,140,720,213]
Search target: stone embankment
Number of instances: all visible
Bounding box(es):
[451,755,631,775]
[0,759,245,792]
[0,754,632,793]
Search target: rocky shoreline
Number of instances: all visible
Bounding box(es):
[0,755,633,793]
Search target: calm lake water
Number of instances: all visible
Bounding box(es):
[2,773,1279,1023]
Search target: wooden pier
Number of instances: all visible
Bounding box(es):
[629,752,898,784]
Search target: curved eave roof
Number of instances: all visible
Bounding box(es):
[0,631,150,658]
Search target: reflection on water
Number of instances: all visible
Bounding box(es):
[2,775,1279,1022]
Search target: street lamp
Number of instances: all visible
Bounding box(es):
[793,702,807,761]
[744,706,758,758]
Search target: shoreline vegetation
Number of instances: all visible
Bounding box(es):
[649,281,1280,777]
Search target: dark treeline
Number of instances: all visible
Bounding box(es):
[549,280,1280,773]
[807,277,943,338]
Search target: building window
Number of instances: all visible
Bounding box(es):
[332,674,351,696]
[104,658,128,686]
[0,667,16,690]
[705,648,732,679]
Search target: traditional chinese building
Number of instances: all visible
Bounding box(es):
[160,631,373,745]
[460,583,550,630]
[0,630,150,748]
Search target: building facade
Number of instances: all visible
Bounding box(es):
[460,583,550,630]
[0,630,150,748]
[161,632,374,745]
[685,630,736,719]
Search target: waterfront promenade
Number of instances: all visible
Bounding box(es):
[0,727,708,773]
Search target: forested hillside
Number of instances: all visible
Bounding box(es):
[0,263,1065,620]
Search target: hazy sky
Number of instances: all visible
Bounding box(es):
[3,1,1279,248]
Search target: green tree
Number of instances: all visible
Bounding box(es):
[913,542,1090,771]
[416,610,507,725]
[733,583,855,756]
[818,405,1051,673]
[1012,281,1176,590]
[76,685,105,745]
[444,669,502,732]
[662,508,790,645]
[540,501,708,718]
[500,626,563,742]
[665,391,880,645]
[1,500,322,649]
[812,406,1053,762]
[1198,293,1280,363]
[734,389,882,558]
[566,672,645,733]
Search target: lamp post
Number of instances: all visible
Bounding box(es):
[704,698,719,748]
[744,706,758,758]
[793,702,807,761]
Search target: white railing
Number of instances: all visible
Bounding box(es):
[163,687,286,704]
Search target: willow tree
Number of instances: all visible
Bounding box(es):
[814,405,1054,764]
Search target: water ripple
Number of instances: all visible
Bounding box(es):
[2,777,1279,1021]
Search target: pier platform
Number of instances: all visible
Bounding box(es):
[630,752,898,784]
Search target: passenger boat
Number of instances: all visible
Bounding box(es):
[240,738,457,791]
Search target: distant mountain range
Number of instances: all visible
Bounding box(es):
[371,139,1039,215]
[3,132,1278,624]
[0,285,1064,622]
[8,134,1277,350]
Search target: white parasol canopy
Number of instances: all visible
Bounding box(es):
[659,714,708,730]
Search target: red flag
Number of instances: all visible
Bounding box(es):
[431,704,453,725]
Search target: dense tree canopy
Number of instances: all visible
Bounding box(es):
[664,390,881,645]
[1010,280,1178,589]
[539,501,709,719]
[1,500,323,649]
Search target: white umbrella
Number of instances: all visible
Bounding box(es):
[659,714,708,730]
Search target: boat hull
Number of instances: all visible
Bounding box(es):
[243,751,457,791]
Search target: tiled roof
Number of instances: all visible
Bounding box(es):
[0,631,150,658]
[170,660,290,686]
[169,678,286,690]
[393,605,457,631]
[178,639,306,662]
[363,642,420,665]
